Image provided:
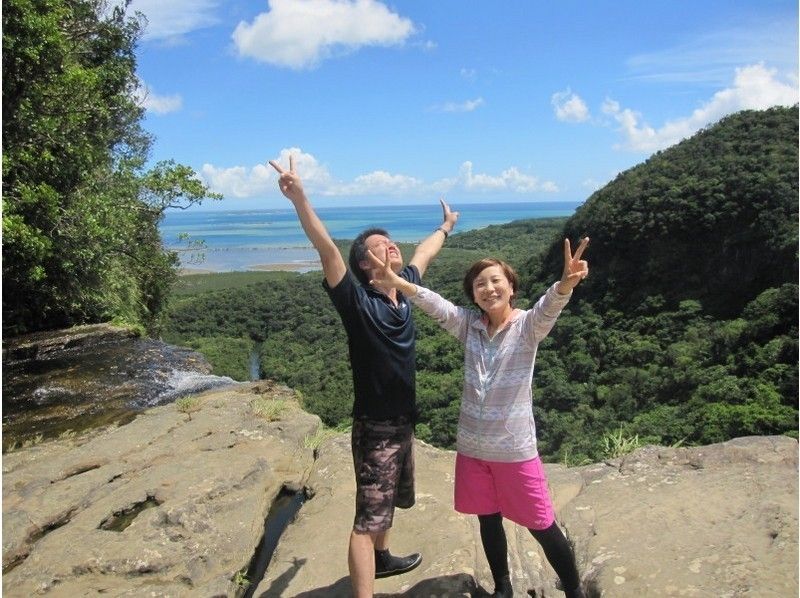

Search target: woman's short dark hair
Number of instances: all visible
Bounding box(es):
[349,227,389,286]
[462,258,519,310]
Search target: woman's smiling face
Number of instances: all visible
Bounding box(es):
[471,265,514,313]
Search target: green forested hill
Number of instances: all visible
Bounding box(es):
[162,223,566,430]
[163,107,798,463]
[531,106,798,318]
[522,106,798,460]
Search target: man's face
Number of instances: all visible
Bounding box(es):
[363,234,403,272]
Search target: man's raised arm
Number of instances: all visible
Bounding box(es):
[408,199,460,278]
[269,156,346,288]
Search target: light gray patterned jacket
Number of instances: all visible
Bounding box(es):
[411,283,571,462]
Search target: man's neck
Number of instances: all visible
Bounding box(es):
[379,286,399,306]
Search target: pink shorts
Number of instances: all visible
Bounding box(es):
[454,453,555,530]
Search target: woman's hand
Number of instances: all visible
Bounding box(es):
[440,198,459,231]
[366,247,417,296]
[556,237,589,295]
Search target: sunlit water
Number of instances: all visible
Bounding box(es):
[161,201,582,271]
[2,336,236,448]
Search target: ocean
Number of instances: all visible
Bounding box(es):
[160,201,582,272]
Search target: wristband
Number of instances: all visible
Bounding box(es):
[436,227,449,239]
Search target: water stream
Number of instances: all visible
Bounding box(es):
[2,330,237,449]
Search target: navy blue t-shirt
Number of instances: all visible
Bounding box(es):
[323,265,421,421]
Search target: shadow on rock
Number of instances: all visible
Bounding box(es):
[379,573,484,597]
[256,557,307,597]
[285,573,483,597]
[288,575,350,597]
[375,573,489,598]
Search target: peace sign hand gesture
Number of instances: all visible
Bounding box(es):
[366,247,402,290]
[268,155,306,204]
[556,237,590,295]
[365,247,417,297]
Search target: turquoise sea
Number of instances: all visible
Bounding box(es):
[161,201,582,272]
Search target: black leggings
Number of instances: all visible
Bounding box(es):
[478,513,581,596]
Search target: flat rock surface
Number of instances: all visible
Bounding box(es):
[3,382,797,597]
[561,436,799,597]
[3,381,319,597]
[260,434,797,597]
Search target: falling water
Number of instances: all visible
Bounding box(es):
[2,326,237,449]
[249,343,262,381]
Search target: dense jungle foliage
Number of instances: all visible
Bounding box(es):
[2,0,219,335]
[163,106,799,464]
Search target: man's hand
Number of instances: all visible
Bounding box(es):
[267,153,346,287]
[409,198,459,276]
[441,198,459,231]
[268,155,306,204]
[556,237,590,295]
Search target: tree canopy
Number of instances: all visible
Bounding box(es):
[531,106,799,319]
[3,0,220,335]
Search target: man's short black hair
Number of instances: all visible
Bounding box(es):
[349,227,389,286]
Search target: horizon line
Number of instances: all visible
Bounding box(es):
[169,198,586,214]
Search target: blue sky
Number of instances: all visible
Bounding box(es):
[127,0,798,210]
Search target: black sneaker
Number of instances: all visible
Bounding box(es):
[556,578,587,598]
[491,574,513,597]
[374,549,422,579]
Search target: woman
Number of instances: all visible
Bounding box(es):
[366,238,589,598]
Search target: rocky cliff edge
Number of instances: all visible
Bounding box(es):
[3,381,797,597]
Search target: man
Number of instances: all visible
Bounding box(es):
[269,156,458,597]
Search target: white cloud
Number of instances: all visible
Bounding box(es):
[439,162,559,194]
[551,89,590,122]
[127,0,220,42]
[133,81,182,114]
[201,148,334,198]
[417,40,438,52]
[434,97,485,113]
[232,0,416,69]
[331,171,422,196]
[200,150,558,199]
[603,63,798,152]
[582,178,604,191]
[200,163,274,198]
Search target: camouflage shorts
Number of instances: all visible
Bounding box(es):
[351,416,415,533]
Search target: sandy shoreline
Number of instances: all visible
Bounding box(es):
[178,261,321,276]
[248,260,321,272]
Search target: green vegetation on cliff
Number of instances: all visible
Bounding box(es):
[534,106,798,319]
[163,107,797,462]
[2,0,219,335]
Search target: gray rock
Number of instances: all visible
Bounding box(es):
[258,433,798,597]
[3,381,320,597]
[3,383,797,597]
[561,436,799,597]
[2,323,137,362]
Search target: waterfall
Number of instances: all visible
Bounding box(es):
[249,342,263,381]
[3,328,238,449]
